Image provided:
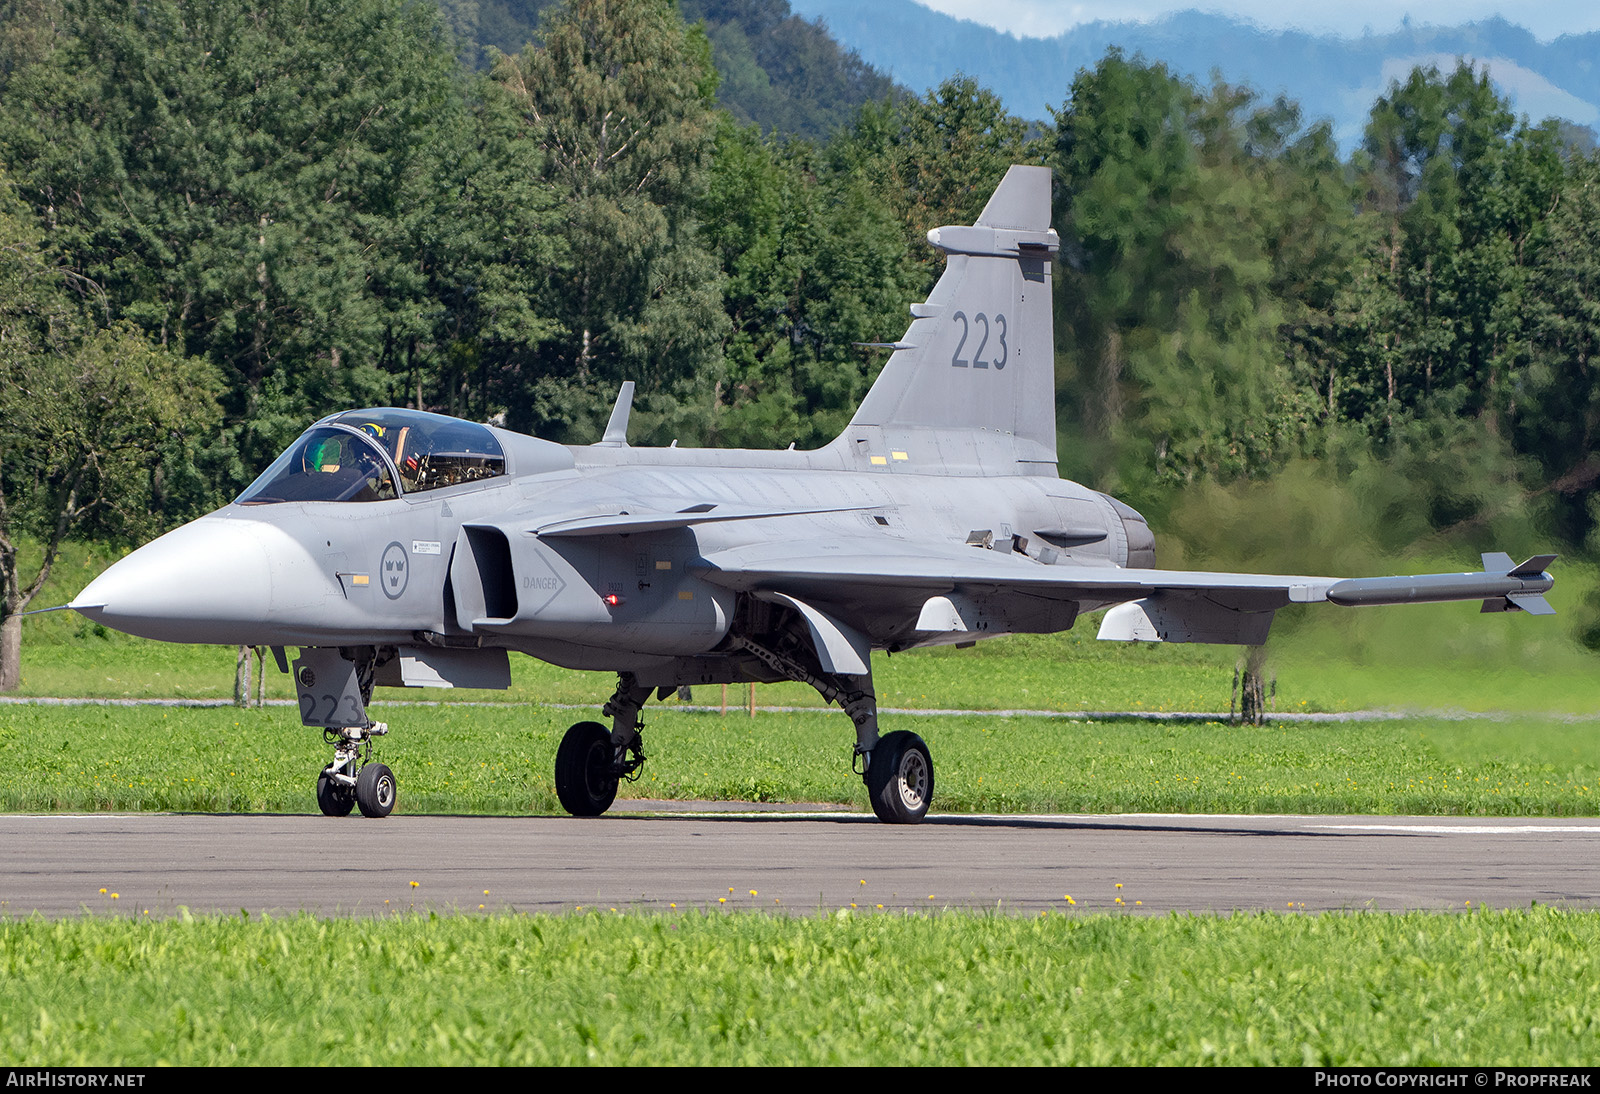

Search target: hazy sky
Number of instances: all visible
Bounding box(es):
[911,1,1600,41]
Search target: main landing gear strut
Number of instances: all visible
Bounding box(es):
[732,632,934,824]
[554,674,649,816]
[552,650,935,824]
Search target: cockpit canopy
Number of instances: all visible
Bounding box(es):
[237,409,507,504]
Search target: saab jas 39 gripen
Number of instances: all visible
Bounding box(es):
[69,166,1556,823]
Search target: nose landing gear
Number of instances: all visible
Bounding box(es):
[316,722,394,818]
[295,648,398,819]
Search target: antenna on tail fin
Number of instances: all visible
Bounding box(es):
[830,165,1059,477]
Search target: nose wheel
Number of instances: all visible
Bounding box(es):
[315,722,395,818]
[315,770,355,817]
[355,762,396,818]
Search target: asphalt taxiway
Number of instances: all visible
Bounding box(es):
[3,808,1596,917]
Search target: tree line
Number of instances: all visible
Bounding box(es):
[4,0,1600,671]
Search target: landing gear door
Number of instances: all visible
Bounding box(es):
[293,648,369,728]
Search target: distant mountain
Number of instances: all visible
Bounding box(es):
[787,1,1600,147]
[439,0,902,141]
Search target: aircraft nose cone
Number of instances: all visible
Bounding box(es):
[72,517,276,644]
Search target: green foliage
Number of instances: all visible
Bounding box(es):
[701,120,924,446]
[493,0,728,441]
[406,69,566,424]
[441,0,902,141]
[1522,151,1600,547]
[1054,54,1340,490]
[0,0,471,476]
[839,75,1039,290]
[1351,61,1564,438]
[683,0,900,140]
[4,325,223,544]
[1313,62,1570,555]
[0,165,222,687]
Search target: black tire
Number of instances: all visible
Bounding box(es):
[555,720,618,817]
[355,762,397,818]
[865,731,934,824]
[316,770,355,817]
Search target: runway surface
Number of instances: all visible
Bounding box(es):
[5,807,1598,917]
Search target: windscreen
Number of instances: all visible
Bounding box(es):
[332,409,505,494]
[236,427,399,504]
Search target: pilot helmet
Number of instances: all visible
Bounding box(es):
[307,435,344,471]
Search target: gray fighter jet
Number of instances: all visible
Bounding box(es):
[70,166,1556,823]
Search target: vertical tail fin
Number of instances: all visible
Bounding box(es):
[831,165,1059,477]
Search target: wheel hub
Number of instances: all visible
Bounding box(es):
[897,750,929,810]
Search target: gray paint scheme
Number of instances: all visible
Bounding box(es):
[69,165,1556,822]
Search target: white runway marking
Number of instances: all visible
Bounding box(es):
[1312,823,1600,834]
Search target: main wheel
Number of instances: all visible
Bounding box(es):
[355,762,397,818]
[555,720,618,817]
[316,770,355,817]
[865,731,934,824]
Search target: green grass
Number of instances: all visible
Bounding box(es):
[3,907,1597,1065]
[3,702,1597,816]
